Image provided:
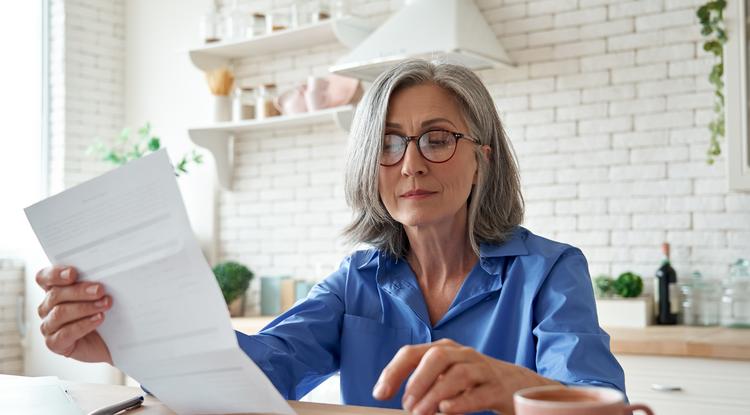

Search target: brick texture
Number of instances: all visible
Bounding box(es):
[220,0,750,293]
[0,261,24,375]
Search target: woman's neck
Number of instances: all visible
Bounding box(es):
[404,208,478,289]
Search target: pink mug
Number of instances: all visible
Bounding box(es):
[514,385,654,415]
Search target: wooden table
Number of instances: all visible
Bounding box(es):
[65,381,405,414]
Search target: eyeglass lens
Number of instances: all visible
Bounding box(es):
[380,130,457,165]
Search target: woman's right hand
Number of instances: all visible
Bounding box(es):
[36,266,113,365]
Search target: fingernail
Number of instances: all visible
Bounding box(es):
[94,298,107,308]
[90,313,102,322]
[402,395,415,411]
[372,382,389,400]
[86,285,100,295]
[61,268,71,280]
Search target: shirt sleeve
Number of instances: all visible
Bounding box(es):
[235,256,350,399]
[531,248,627,396]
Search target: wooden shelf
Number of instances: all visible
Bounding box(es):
[189,16,374,71]
[188,105,355,189]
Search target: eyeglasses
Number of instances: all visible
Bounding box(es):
[379,129,480,166]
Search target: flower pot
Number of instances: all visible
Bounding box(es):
[596,297,653,328]
[228,295,246,317]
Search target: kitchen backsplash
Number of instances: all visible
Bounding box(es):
[219,0,750,290]
[50,0,750,306]
[0,260,24,375]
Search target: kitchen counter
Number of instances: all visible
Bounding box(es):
[605,325,750,360]
[231,317,750,361]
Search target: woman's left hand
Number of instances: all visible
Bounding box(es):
[372,338,558,415]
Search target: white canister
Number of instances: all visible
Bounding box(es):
[213,95,232,122]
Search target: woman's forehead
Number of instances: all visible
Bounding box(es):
[386,83,465,129]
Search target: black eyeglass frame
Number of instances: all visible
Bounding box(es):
[379,129,481,167]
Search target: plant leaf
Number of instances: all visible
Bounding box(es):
[148,137,161,151]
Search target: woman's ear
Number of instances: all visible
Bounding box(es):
[481,144,492,160]
[473,145,491,184]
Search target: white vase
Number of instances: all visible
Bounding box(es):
[304,76,329,111]
[213,95,232,122]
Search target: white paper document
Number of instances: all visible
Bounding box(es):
[0,375,82,415]
[25,150,294,415]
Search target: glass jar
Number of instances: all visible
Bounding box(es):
[224,2,247,41]
[721,259,750,328]
[232,87,255,121]
[679,272,721,326]
[246,13,266,38]
[296,0,330,26]
[200,7,222,43]
[256,84,280,119]
[266,7,293,33]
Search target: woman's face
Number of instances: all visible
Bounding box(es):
[378,83,479,230]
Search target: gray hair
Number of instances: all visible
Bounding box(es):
[343,59,524,258]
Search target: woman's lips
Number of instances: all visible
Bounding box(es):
[400,190,437,199]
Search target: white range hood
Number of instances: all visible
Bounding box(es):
[330,0,513,80]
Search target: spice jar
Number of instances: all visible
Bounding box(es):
[246,13,266,38]
[200,7,222,43]
[224,3,247,41]
[296,0,330,26]
[266,7,293,33]
[232,87,255,121]
[256,84,280,119]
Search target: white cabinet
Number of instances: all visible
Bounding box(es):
[617,354,750,415]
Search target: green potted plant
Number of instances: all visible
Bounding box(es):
[88,122,203,175]
[213,261,254,317]
[594,272,652,328]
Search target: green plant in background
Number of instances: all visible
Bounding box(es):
[88,122,203,175]
[594,272,643,298]
[594,274,614,298]
[613,272,644,298]
[697,0,728,164]
[212,261,254,305]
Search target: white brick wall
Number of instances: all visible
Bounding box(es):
[49,0,125,193]
[0,261,24,375]
[218,0,750,301]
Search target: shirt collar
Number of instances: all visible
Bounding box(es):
[479,226,529,259]
[358,226,530,275]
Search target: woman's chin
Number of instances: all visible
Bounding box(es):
[396,214,445,229]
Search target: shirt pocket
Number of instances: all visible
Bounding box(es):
[339,314,413,407]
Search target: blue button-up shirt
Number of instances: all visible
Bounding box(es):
[236,227,625,411]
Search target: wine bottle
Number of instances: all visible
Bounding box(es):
[655,242,678,325]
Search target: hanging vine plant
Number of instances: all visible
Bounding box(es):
[697,0,727,164]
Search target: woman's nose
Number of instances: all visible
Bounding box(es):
[401,141,428,176]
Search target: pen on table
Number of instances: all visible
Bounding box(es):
[87,395,144,415]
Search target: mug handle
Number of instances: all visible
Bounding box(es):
[624,403,654,415]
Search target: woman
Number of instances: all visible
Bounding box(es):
[36,59,625,415]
